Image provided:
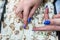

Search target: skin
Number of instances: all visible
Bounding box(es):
[14,0,42,26]
[33,6,60,31]
[14,0,60,31]
[33,14,60,31]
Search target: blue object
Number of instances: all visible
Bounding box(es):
[23,24,26,29]
[44,20,51,25]
[28,17,32,23]
[46,5,48,8]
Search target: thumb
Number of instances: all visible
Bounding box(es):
[44,19,60,26]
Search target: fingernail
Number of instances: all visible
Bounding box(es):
[44,20,51,25]
[28,17,32,23]
[46,5,48,8]
[23,24,26,29]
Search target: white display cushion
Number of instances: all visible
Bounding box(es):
[0,0,57,40]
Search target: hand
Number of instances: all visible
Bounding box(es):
[14,0,42,27]
[33,13,60,31]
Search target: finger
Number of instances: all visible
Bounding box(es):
[15,7,22,14]
[14,5,23,18]
[53,14,60,18]
[17,11,23,19]
[13,5,17,11]
[49,18,60,25]
[33,25,55,31]
[44,6,49,20]
[14,3,23,14]
[33,25,60,31]
[29,5,38,18]
[23,7,30,28]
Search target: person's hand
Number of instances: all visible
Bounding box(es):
[33,13,60,31]
[14,0,42,28]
